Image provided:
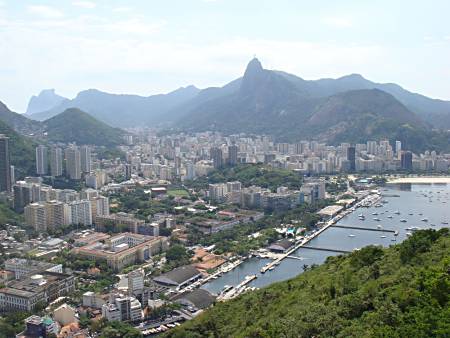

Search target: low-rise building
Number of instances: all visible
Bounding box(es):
[0,272,75,312]
[72,233,168,271]
[153,265,202,291]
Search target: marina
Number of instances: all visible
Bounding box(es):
[202,183,450,295]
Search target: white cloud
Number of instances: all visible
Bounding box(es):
[72,1,96,9]
[27,5,64,19]
[113,6,133,13]
[322,17,353,28]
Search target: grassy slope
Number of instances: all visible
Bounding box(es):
[44,108,124,146]
[167,229,450,338]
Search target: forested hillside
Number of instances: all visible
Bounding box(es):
[167,229,450,338]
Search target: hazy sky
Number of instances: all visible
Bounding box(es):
[1,0,450,112]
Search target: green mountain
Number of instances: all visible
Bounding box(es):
[0,101,42,136]
[43,108,125,146]
[0,119,36,178]
[167,229,450,338]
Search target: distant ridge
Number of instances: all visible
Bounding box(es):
[25,58,450,137]
[26,89,67,115]
[28,86,201,127]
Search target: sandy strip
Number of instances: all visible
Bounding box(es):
[387,176,450,184]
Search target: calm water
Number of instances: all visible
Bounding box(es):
[202,183,450,294]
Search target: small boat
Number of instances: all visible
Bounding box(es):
[394,211,400,215]
[348,234,355,238]
[373,218,381,221]
[406,232,412,237]
[411,226,421,231]
[430,224,436,227]
[400,219,407,223]
[408,213,413,216]
[377,224,383,229]
[391,238,397,242]
[380,235,386,238]
[394,230,399,236]
[387,215,393,219]
[421,218,428,222]
[442,221,449,225]
[372,212,378,215]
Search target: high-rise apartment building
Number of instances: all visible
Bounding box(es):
[228,144,238,166]
[69,199,92,226]
[347,146,356,172]
[35,145,48,175]
[0,135,11,192]
[80,146,91,173]
[50,147,63,177]
[210,147,223,169]
[65,146,81,180]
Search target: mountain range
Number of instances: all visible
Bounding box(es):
[1,101,125,148]
[22,59,450,150]
[26,86,201,127]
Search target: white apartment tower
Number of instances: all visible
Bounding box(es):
[65,146,81,180]
[50,147,63,177]
[36,145,48,175]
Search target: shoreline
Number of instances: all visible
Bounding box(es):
[387,176,450,184]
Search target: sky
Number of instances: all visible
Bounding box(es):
[1,0,450,113]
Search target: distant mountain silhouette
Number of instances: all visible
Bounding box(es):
[26,89,67,115]
[28,86,200,127]
[25,58,450,142]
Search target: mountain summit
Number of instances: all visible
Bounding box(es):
[26,89,67,115]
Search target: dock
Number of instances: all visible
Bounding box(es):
[331,225,396,233]
[300,246,351,254]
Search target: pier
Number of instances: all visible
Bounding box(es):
[332,225,395,233]
[300,246,351,254]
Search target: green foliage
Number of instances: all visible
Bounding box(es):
[166,229,450,338]
[0,120,36,178]
[186,164,303,192]
[0,311,30,337]
[163,244,193,271]
[0,202,23,227]
[44,108,124,146]
[98,321,143,338]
